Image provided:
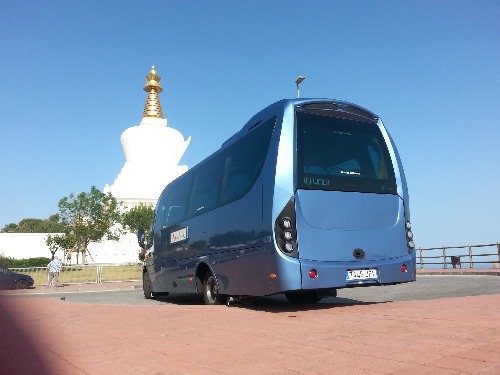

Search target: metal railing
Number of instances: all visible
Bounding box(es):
[418,242,500,269]
[11,264,143,286]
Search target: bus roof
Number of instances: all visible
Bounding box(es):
[222,98,378,148]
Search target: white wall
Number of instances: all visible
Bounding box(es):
[0,232,140,264]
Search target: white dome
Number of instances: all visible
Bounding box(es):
[105,117,191,206]
[121,118,190,166]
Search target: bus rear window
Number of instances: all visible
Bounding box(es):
[296,111,396,194]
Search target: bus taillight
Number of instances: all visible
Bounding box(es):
[274,197,298,258]
[406,221,415,251]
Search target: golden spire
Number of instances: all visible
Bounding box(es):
[142,65,164,119]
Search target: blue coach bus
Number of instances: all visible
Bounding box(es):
[143,98,416,305]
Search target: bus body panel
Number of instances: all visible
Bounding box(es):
[271,103,296,223]
[210,244,272,295]
[299,253,416,290]
[150,255,198,294]
[266,251,302,294]
[385,127,411,221]
[150,176,274,296]
[297,190,402,231]
[295,190,407,262]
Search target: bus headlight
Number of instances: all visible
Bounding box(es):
[275,197,298,257]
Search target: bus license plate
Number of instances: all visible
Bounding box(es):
[346,269,378,281]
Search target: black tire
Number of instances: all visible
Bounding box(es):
[202,273,227,305]
[16,279,29,289]
[285,291,322,304]
[143,272,154,299]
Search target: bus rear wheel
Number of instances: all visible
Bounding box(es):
[285,291,322,304]
[202,273,227,305]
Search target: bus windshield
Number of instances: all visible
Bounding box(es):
[296,111,397,194]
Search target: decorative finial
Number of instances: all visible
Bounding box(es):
[142,65,164,119]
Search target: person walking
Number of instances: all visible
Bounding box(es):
[47,256,63,287]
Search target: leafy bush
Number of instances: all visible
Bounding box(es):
[14,257,52,267]
[0,253,15,267]
[0,253,51,268]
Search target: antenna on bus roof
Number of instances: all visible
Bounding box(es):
[295,76,305,98]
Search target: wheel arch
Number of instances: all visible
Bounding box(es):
[195,262,215,293]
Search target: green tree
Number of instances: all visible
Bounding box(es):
[48,214,60,222]
[53,186,123,264]
[121,204,154,260]
[1,217,65,233]
[17,218,42,233]
[46,232,77,260]
[1,223,18,233]
[17,218,66,233]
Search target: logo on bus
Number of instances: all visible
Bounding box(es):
[303,177,331,187]
[170,227,188,244]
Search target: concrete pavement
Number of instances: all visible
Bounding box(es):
[0,271,499,374]
[0,279,143,295]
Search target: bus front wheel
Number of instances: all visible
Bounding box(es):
[202,273,227,305]
[143,272,154,299]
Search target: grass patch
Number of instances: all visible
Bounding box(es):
[100,264,142,282]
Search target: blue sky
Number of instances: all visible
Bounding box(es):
[0,1,498,248]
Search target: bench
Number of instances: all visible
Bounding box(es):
[450,256,461,269]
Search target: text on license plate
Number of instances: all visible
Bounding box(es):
[346,269,378,280]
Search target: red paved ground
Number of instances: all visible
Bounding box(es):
[1,281,499,374]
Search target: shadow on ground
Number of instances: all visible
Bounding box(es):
[0,298,53,374]
[154,292,386,312]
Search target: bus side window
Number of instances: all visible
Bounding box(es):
[165,206,184,226]
[189,155,224,215]
[223,173,251,201]
[155,202,167,232]
[161,175,192,227]
[220,115,277,203]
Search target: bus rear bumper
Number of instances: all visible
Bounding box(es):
[299,254,416,290]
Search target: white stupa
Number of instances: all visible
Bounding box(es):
[104,66,191,209]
